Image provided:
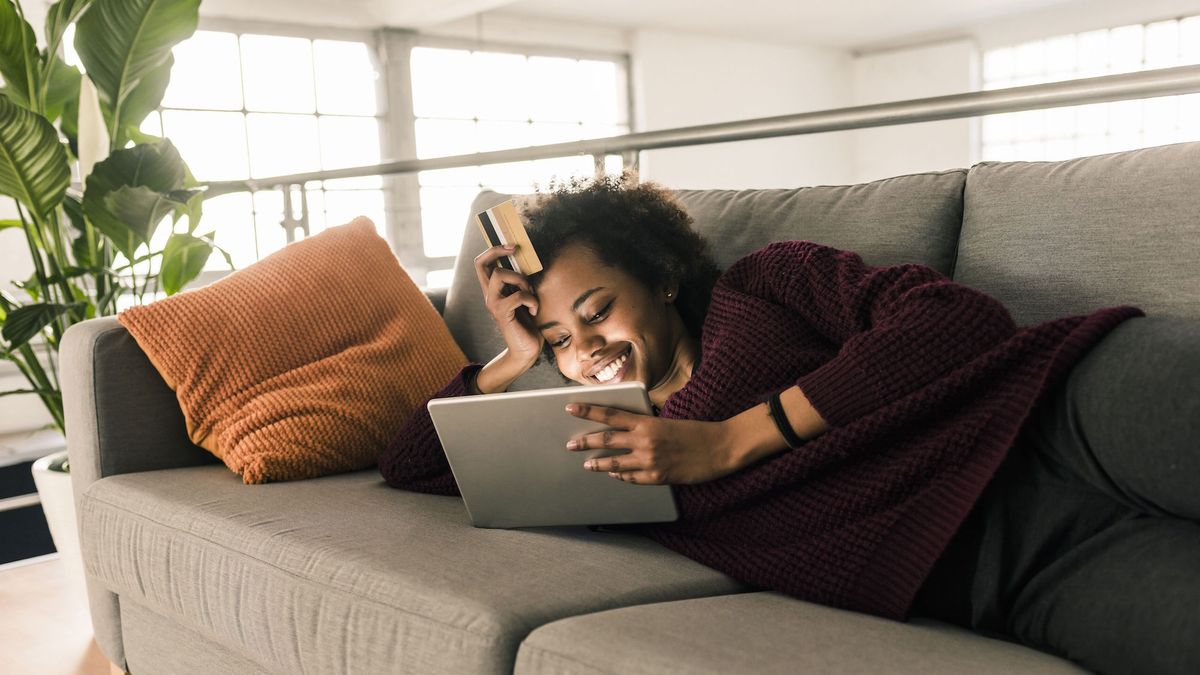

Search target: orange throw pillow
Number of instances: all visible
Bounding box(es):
[118,217,467,484]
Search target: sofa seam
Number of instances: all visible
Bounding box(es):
[84,492,505,642]
[518,640,619,675]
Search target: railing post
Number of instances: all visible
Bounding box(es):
[593,153,605,178]
[621,150,639,179]
[279,183,310,243]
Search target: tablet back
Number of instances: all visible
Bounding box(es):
[427,382,679,528]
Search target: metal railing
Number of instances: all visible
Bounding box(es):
[202,64,1200,241]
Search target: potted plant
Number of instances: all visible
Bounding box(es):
[0,0,229,584]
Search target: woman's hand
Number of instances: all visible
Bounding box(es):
[564,403,739,485]
[474,245,543,393]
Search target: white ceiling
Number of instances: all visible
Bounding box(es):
[499,0,1076,49]
[196,0,1200,51]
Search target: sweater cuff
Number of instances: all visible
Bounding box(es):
[793,354,883,429]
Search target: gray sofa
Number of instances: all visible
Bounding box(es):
[62,141,1200,674]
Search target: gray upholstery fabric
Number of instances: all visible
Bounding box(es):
[61,317,219,669]
[443,171,966,390]
[79,466,745,674]
[514,592,1086,675]
[955,141,1200,325]
[122,600,268,675]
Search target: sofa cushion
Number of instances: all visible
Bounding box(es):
[79,466,745,674]
[954,141,1200,325]
[514,592,1086,674]
[444,170,966,389]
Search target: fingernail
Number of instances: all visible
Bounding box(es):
[566,440,578,451]
[584,460,595,470]
[565,404,577,414]
[608,472,619,478]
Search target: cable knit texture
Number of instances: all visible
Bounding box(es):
[379,240,1142,619]
[119,218,467,484]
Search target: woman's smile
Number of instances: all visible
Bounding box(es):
[590,344,633,383]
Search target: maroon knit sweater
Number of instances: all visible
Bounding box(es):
[380,240,1143,620]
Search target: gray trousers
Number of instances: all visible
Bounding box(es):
[913,316,1200,675]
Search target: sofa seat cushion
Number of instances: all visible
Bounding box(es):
[515,592,1085,674]
[79,466,745,674]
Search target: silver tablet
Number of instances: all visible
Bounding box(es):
[427,381,679,528]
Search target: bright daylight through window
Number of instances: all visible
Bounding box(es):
[65,27,386,286]
[410,47,629,288]
[981,15,1200,161]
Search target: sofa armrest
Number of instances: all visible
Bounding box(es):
[424,286,449,315]
[62,317,217,493]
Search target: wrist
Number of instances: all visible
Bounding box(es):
[721,403,788,472]
[476,349,533,394]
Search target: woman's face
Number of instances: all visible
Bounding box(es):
[535,243,678,388]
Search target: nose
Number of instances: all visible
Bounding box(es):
[576,327,605,362]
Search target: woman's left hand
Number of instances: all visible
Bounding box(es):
[564,403,737,485]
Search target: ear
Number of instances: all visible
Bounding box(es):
[664,283,679,303]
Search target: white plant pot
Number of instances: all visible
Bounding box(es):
[31,450,89,607]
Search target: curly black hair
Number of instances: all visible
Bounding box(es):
[522,172,720,365]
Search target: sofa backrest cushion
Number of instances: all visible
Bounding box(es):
[443,171,966,390]
[954,141,1200,325]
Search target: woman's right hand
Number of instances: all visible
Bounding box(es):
[473,245,543,392]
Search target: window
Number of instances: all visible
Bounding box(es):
[410,46,630,287]
[980,16,1200,161]
[65,28,387,277]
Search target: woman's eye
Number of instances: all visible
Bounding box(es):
[588,301,613,323]
[551,336,569,348]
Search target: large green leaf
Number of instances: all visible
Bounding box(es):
[113,54,172,146]
[1,302,82,351]
[44,0,92,67]
[0,0,39,109]
[159,232,212,295]
[0,93,70,218]
[43,55,81,124]
[74,0,198,149]
[82,138,186,259]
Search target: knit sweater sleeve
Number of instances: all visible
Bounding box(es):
[716,241,1018,428]
[378,363,484,496]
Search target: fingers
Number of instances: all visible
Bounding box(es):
[475,245,534,296]
[495,287,539,318]
[564,403,639,428]
[607,470,663,485]
[581,452,641,473]
[567,428,635,452]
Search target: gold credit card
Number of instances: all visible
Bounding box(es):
[475,200,543,275]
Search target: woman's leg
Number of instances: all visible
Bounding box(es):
[1020,316,1200,519]
[943,317,1200,672]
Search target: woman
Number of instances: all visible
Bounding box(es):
[380,174,1197,674]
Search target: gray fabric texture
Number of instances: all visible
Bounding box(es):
[61,317,219,669]
[443,171,966,389]
[80,466,745,674]
[954,141,1200,325]
[514,592,1085,675]
[122,600,269,675]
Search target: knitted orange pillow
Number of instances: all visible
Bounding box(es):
[118,218,467,484]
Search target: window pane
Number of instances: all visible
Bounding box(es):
[527,56,581,123]
[425,268,455,289]
[314,40,380,115]
[1076,30,1110,76]
[983,48,1014,88]
[1182,17,1200,65]
[241,35,315,113]
[420,186,480,258]
[253,190,288,257]
[161,110,248,181]
[411,48,474,119]
[140,111,162,138]
[163,31,242,110]
[319,115,382,189]
[202,193,257,270]
[474,52,529,121]
[1145,21,1180,68]
[419,166,480,187]
[324,190,386,236]
[1108,24,1144,73]
[246,113,320,177]
[531,155,592,188]
[577,60,621,124]
[415,118,477,158]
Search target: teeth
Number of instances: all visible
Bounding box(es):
[595,352,627,382]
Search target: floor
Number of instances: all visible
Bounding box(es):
[0,555,110,675]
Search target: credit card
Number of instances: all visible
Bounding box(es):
[475,200,543,275]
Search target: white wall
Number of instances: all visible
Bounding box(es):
[631,29,855,189]
[848,39,979,183]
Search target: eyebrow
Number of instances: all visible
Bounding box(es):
[536,287,605,331]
